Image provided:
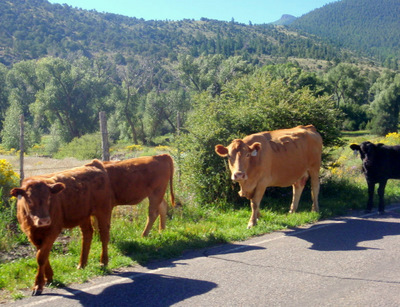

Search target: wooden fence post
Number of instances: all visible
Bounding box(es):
[99,111,110,161]
[19,115,24,184]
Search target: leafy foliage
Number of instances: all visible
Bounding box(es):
[54,133,102,160]
[369,70,400,135]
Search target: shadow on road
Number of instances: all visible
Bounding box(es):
[42,272,217,307]
[286,211,400,251]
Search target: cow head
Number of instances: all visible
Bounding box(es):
[10,181,65,227]
[215,140,261,182]
[350,141,383,167]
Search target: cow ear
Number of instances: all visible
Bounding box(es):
[215,145,229,157]
[349,144,360,151]
[250,142,261,157]
[10,188,25,197]
[49,183,65,194]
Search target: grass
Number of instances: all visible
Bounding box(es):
[3,133,400,301]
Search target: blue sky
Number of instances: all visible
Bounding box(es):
[48,0,337,24]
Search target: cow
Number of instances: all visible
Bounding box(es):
[215,125,322,229]
[103,154,175,237]
[350,141,400,214]
[10,160,113,296]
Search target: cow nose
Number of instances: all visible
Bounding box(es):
[33,216,51,227]
[232,172,247,181]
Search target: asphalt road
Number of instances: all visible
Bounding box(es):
[7,205,400,307]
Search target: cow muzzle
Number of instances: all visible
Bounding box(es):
[31,215,51,227]
[232,171,248,182]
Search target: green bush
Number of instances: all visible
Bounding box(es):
[0,159,23,251]
[177,69,344,206]
[0,159,19,204]
[54,133,102,160]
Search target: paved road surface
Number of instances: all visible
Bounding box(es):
[6,205,400,306]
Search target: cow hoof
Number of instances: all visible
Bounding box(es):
[378,210,385,215]
[32,288,42,296]
[247,222,256,229]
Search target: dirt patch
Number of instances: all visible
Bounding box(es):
[0,234,73,264]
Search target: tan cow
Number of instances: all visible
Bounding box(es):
[215,125,322,228]
[103,154,175,237]
[10,160,113,295]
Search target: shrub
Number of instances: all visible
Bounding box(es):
[384,132,400,145]
[54,133,102,160]
[0,159,19,204]
[177,69,343,206]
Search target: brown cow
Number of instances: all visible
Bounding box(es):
[215,125,322,228]
[103,154,175,237]
[10,160,113,296]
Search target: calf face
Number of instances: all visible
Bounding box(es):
[215,140,261,182]
[11,181,65,227]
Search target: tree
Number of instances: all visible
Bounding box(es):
[324,63,370,130]
[369,70,400,135]
[0,64,9,132]
[178,54,253,96]
[324,63,368,108]
[144,89,191,141]
[32,57,109,142]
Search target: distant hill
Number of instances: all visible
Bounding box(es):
[0,0,351,66]
[271,15,297,26]
[290,0,400,64]
[1,0,398,68]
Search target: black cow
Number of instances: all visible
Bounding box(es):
[350,141,400,214]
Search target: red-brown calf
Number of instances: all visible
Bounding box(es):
[10,160,113,296]
[103,154,175,236]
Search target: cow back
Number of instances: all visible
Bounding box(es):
[104,154,173,206]
[21,160,112,229]
[244,125,322,187]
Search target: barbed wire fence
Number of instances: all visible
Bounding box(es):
[15,112,110,183]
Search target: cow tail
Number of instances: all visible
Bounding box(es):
[169,155,176,207]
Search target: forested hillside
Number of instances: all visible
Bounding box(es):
[291,0,400,68]
[0,0,347,66]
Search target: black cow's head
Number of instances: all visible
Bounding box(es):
[350,141,384,167]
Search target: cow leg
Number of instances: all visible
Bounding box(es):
[158,199,168,232]
[95,212,111,267]
[248,187,265,229]
[309,170,320,212]
[78,218,94,269]
[366,182,375,213]
[289,175,308,213]
[143,193,165,237]
[377,180,387,214]
[44,258,54,285]
[33,240,55,296]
